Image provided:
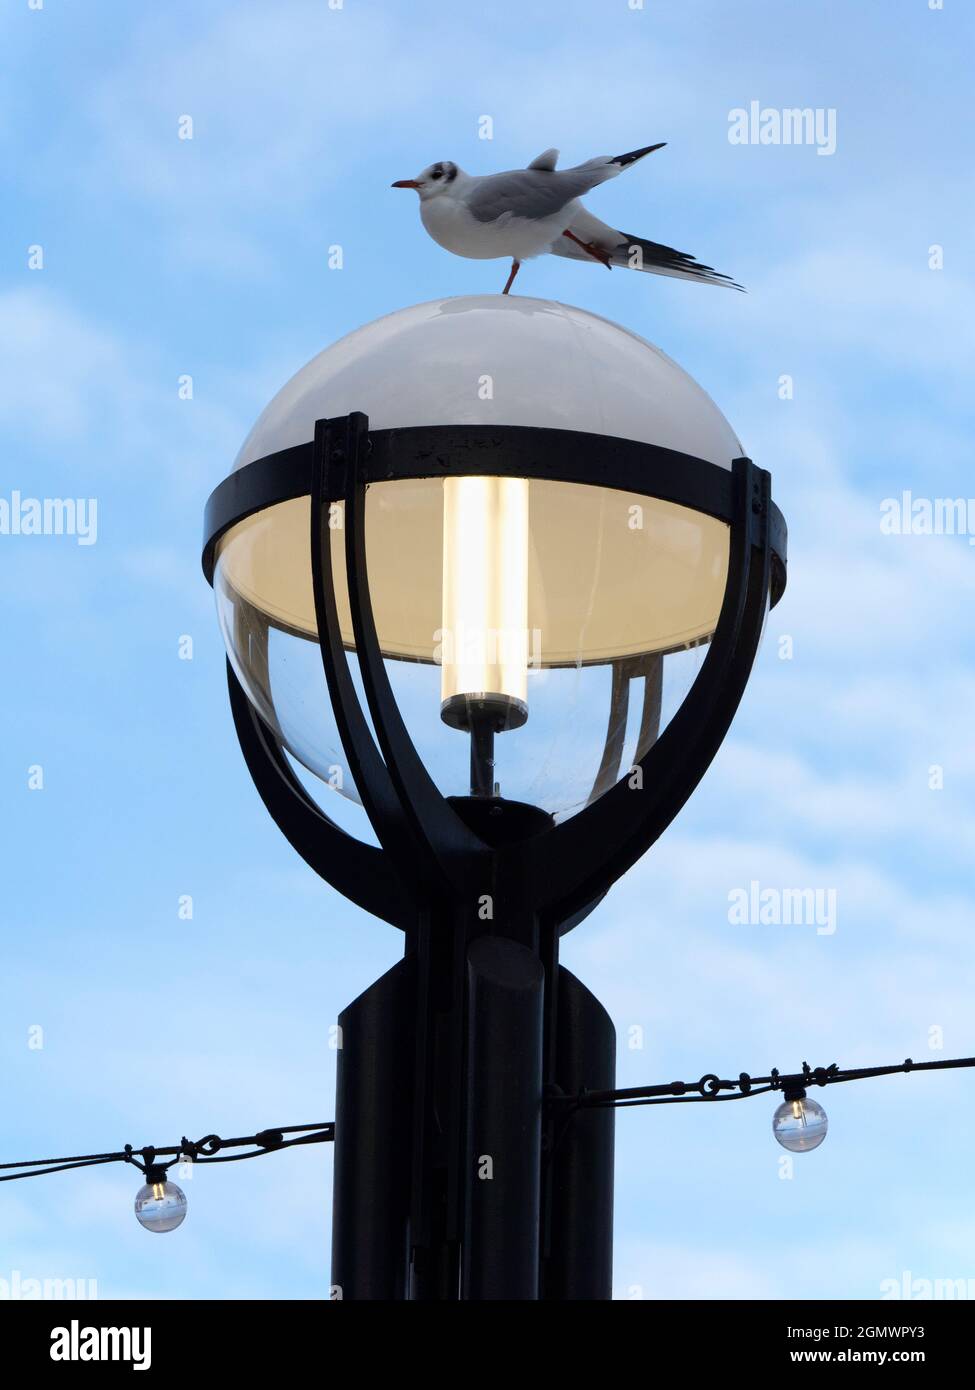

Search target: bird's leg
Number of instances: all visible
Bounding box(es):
[502,260,521,294]
[562,229,612,270]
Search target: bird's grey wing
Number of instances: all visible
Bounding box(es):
[468,145,667,225]
[554,207,744,289]
[466,166,615,224]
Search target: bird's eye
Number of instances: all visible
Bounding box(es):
[430,168,442,180]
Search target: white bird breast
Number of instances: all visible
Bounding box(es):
[420,197,574,262]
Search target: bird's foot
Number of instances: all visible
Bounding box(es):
[562,229,612,269]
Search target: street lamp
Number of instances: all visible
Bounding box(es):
[201,295,787,1300]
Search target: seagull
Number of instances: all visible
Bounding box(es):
[392,144,742,295]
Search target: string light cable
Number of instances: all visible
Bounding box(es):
[3,1053,973,1230]
[0,1123,335,1232]
[552,1053,975,1155]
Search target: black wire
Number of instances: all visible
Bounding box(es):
[3,1054,974,1183]
[0,1124,334,1182]
[585,1085,777,1111]
[0,1150,136,1171]
[192,1133,333,1164]
[0,1156,123,1183]
[571,1054,975,1111]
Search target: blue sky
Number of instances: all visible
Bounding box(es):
[2,0,974,1300]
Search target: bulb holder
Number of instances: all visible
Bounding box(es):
[782,1083,808,1103]
[440,692,529,733]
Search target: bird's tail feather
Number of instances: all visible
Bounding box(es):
[552,219,744,289]
[613,232,744,289]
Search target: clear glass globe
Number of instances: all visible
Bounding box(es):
[134,1179,187,1232]
[772,1095,828,1152]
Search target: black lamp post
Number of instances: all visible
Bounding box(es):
[201,297,787,1301]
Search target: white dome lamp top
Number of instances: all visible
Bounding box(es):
[233,295,744,472]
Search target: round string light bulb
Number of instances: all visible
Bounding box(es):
[772,1091,828,1153]
[134,1165,187,1233]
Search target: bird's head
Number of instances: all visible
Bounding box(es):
[391,161,460,201]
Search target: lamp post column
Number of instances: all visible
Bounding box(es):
[463,935,545,1299]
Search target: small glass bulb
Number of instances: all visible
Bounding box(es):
[135,1178,187,1233]
[772,1094,828,1152]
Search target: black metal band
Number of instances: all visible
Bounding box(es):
[202,424,787,605]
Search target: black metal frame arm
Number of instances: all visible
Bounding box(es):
[314,414,488,901]
[203,415,786,932]
[228,668,409,928]
[529,458,772,924]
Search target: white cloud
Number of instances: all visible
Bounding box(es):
[614,1232,919,1301]
[563,828,975,1077]
[75,3,428,274]
[0,289,131,445]
[614,1237,778,1300]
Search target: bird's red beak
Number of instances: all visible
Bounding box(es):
[391,179,422,189]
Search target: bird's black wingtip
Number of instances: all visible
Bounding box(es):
[618,231,745,290]
[613,142,667,167]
